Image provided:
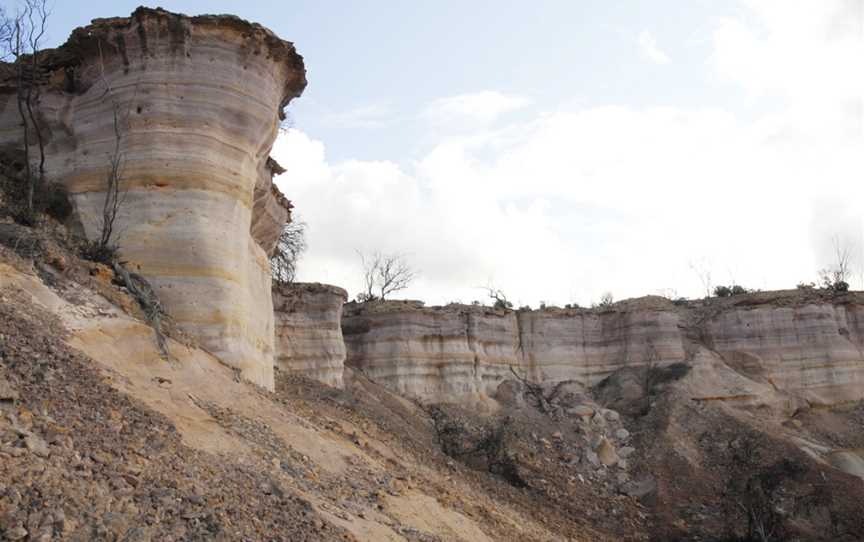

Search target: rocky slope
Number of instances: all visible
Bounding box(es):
[4,231,863,541]
[0,8,306,389]
[342,294,864,407]
[0,240,644,541]
[0,6,863,540]
[273,282,348,388]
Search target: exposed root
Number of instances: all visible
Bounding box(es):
[112,261,170,359]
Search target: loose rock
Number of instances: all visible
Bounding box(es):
[597,438,619,467]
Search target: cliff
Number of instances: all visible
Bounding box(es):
[0,8,306,389]
[273,282,348,387]
[342,293,864,406]
[342,301,519,401]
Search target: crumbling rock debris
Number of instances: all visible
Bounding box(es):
[619,477,657,501]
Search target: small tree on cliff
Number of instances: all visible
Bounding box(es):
[818,234,854,292]
[271,220,307,285]
[2,0,50,224]
[357,250,417,301]
[480,283,513,310]
[83,38,136,263]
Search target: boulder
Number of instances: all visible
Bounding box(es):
[596,438,619,467]
[619,476,657,502]
[569,405,595,418]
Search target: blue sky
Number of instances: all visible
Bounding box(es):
[45,1,745,161]
[39,1,864,306]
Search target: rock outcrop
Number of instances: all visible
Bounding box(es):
[273,282,348,388]
[342,301,520,401]
[702,300,864,405]
[0,8,306,388]
[342,293,864,405]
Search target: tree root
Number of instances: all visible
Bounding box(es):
[112,261,170,359]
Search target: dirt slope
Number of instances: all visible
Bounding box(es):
[1,241,625,540]
[3,220,864,541]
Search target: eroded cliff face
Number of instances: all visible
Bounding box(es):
[342,301,520,401]
[0,8,306,388]
[273,283,348,388]
[702,300,864,405]
[342,293,864,406]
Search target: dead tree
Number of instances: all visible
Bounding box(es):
[98,100,124,252]
[509,366,554,416]
[87,38,135,261]
[3,0,49,222]
[689,259,713,298]
[270,220,307,285]
[480,283,513,309]
[357,250,417,301]
[819,235,853,292]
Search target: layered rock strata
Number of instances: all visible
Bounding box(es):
[342,294,864,405]
[702,301,864,405]
[342,301,520,400]
[273,283,348,388]
[0,8,306,388]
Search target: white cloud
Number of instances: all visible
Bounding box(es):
[273,1,864,305]
[712,1,863,109]
[638,31,671,64]
[322,103,395,128]
[422,91,532,126]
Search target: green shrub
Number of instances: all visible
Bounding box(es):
[714,285,733,297]
[730,285,748,296]
[715,285,750,297]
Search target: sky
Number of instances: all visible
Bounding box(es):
[36,1,864,307]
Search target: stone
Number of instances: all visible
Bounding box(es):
[615,428,630,440]
[619,476,658,500]
[596,438,619,467]
[5,526,28,541]
[617,459,628,470]
[24,435,50,458]
[603,409,621,422]
[51,508,67,532]
[551,431,563,440]
[273,283,348,388]
[495,380,526,407]
[618,446,636,459]
[569,405,595,418]
[0,375,18,402]
[0,7,307,390]
[591,413,607,427]
[827,451,864,480]
[585,450,600,468]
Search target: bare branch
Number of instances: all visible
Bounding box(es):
[4,0,50,222]
[689,259,713,298]
[271,220,307,284]
[479,282,512,309]
[818,234,855,292]
[356,250,417,301]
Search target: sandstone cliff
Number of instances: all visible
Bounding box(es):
[0,8,306,388]
[342,301,519,401]
[342,293,864,406]
[273,282,348,388]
